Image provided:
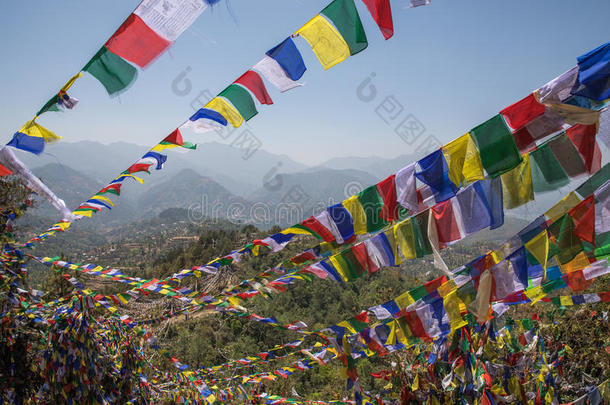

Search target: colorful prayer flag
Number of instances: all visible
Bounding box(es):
[295,15,351,70]
[234,71,273,105]
[469,114,522,177]
[106,0,207,68]
[7,120,61,155]
[83,47,138,96]
[218,84,258,121]
[321,0,368,55]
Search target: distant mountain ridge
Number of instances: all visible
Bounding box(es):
[16,140,562,231]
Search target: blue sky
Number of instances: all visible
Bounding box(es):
[1,0,609,165]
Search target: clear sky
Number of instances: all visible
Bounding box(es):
[1,0,609,166]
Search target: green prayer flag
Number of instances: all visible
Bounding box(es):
[456,280,477,306]
[594,231,610,259]
[409,285,428,302]
[547,214,583,264]
[470,114,522,176]
[412,211,432,258]
[219,84,258,121]
[321,0,368,55]
[340,249,367,280]
[357,185,388,233]
[576,163,610,198]
[83,46,138,96]
[37,96,61,116]
[530,143,570,193]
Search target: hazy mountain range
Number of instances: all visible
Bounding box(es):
[16,140,572,229]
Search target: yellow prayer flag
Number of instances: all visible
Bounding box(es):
[114,174,144,184]
[501,154,534,209]
[525,285,546,304]
[437,279,457,297]
[394,219,416,260]
[442,133,484,187]
[411,374,419,391]
[21,120,62,143]
[91,195,115,206]
[559,295,573,307]
[545,192,581,223]
[73,210,93,217]
[329,255,349,282]
[342,195,367,235]
[282,226,316,236]
[525,231,549,273]
[204,97,244,128]
[384,229,402,265]
[295,15,350,70]
[443,291,467,330]
[60,72,83,92]
[559,251,590,273]
[395,290,414,309]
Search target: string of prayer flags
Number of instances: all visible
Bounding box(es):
[253,38,305,92]
[360,0,393,40]
[469,114,522,177]
[83,47,138,96]
[295,15,351,70]
[105,0,208,68]
[7,120,61,155]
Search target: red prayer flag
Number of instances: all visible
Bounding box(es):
[234,71,273,105]
[353,243,379,274]
[162,129,184,145]
[424,275,448,294]
[432,200,461,246]
[512,126,537,153]
[105,14,171,68]
[569,195,595,244]
[127,163,153,174]
[599,292,610,302]
[500,93,546,130]
[403,310,429,340]
[377,174,399,222]
[566,124,602,174]
[561,270,592,292]
[360,0,394,40]
[0,163,12,176]
[301,216,336,242]
[99,183,122,195]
